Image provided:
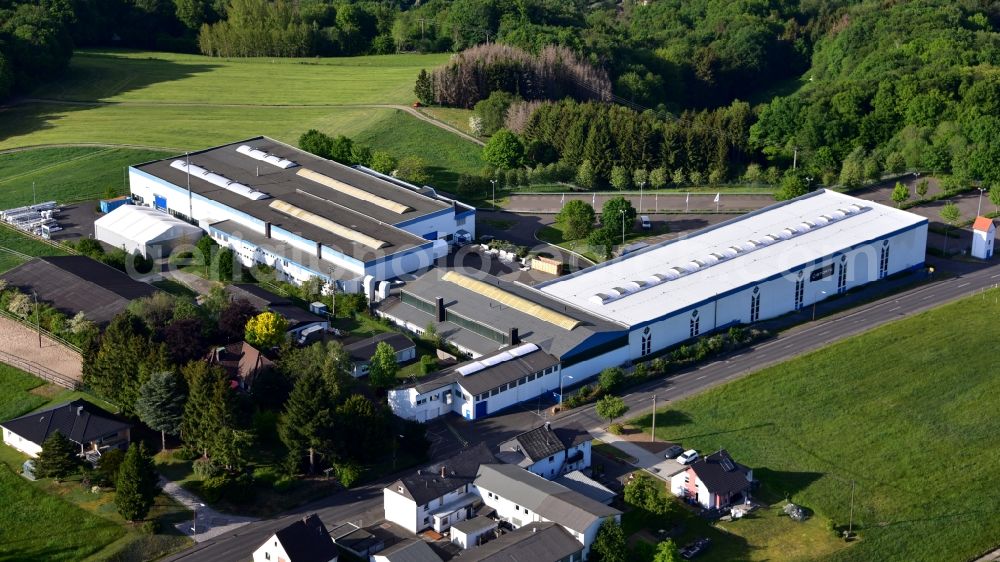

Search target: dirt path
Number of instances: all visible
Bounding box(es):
[0,316,82,382]
[5,97,485,147]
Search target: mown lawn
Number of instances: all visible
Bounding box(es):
[0,147,172,209]
[628,289,1000,562]
[0,366,190,561]
[0,224,67,273]
[37,49,449,105]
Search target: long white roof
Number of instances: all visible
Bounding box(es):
[94,204,202,245]
[537,190,926,327]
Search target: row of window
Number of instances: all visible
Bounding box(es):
[474,366,557,402]
[416,389,452,406]
[400,292,510,344]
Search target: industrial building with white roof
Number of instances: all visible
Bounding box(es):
[383,189,927,422]
[127,137,475,290]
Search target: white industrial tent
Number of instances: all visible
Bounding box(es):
[94,204,203,259]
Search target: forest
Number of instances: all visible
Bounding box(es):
[4,0,1000,188]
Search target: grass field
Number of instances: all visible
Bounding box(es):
[0,49,484,191]
[0,365,189,561]
[629,289,1000,562]
[0,223,68,273]
[38,50,449,105]
[0,147,172,208]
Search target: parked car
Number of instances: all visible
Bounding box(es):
[680,538,711,559]
[640,215,652,229]
[663,445,684,459]
[677,449,699,465]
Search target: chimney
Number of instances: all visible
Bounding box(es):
[440,466,447,478]
[544,421,551,431]
[532,527,537,534]
[76,406,83,416]
[436,297,445,322]
[509,327,519,345]
[316,241,322,259]
[264,222,271,238]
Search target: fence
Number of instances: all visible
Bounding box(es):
[0,308,83,355]
[0,349,79,389]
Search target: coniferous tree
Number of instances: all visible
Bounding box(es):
[583,115,614,182]
[279,369,336,474]
[207,375,253,471]
[115,442,160,522]
[414,69,433,105]
[136,371,187,451]
[335,394,386,461]
[34,430,78,481]
[181,362,226,457]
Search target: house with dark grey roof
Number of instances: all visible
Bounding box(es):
[0,256,159,326]
[669,449,753,510]
[252,514,338,562]
[383,443,497,535]
[371,539,443,562]
[455,522,583,562]
[497,423,591,479]
[473,464,621,560]
[226,284,328,340]
[1,399,131,460]
[344,332,416,378]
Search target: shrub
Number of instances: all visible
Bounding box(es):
[173,447,200,462]
[419,355,438,375]
[193,458,222,479]
[139,520,160,535]
[334,462,361,488]
[608,422,624,435]
[598,367,624,392]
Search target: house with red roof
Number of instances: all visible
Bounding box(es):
[972,216,995,260]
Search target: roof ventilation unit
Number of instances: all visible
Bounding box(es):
[169,160,270,201]
[589,293,611,305]
[236,145,297,169]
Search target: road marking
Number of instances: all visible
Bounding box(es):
[696,375,707,380]
[817,330,829,336]
[957,282,970,288]
[922,295,934,300]
[889,306,901,312]
[991,273,1000,279]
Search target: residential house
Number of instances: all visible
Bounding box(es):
[669,449,753,510]
[344,332,416,378]
[329,523,384,559]
[497,424,591,479]
[205,341,273,390]
[371,539,443,562]
[1,399,130,462]
[455,521,583,562]
[252,514,338,562]
[383,443,497,534]
[473,464,621,559]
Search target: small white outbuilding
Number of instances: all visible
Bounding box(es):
[972,216,995,260]
[94,204,203,259]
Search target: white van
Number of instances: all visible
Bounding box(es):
[677,449,700,465]
[640,215,652,229]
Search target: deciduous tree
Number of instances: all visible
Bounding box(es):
[368,341,398,391]
[590,519,627,562]
[891,182,910,207]
[482,129,524,170]
[555,200,595,240]
[245,311,288,349]
[595,395,628,426]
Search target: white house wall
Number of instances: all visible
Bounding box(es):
[383,489,420,534]
[2,428,42,457]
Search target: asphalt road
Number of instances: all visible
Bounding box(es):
[165,257,1000,562]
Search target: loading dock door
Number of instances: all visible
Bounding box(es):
[474,401,488,419]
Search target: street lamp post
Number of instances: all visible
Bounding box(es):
[977,187,986,217]
[559,373,574,406]
[192,503,206,537]
[812,289,828,321]
[32,291,40,348]
[490,179,497,209]
[639,181,645,213]
[650,394,656,442]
